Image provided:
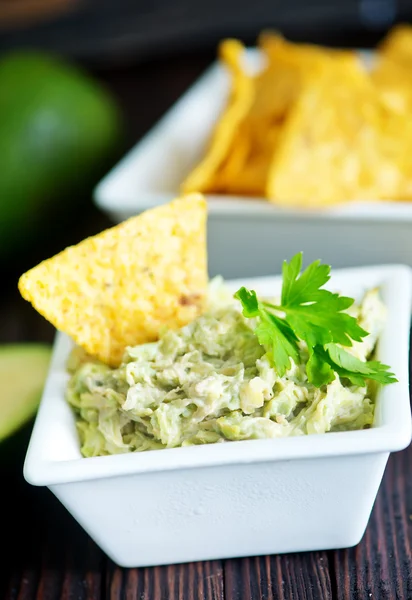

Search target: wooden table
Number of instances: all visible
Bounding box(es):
[1,51,412,600]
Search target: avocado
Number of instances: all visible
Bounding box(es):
[0,344,51,442]
[0,52,123,258]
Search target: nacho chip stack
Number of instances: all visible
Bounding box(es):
[181,40,254,194]
[182,29,412,207]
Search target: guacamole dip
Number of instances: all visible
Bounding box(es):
[67,282,386,457]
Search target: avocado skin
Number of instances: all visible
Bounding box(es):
[0,52,123,257]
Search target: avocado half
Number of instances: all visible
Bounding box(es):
[0,344,51,442]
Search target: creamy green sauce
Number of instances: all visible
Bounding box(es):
[66,283,386,457]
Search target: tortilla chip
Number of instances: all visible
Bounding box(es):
[181,40,254,193]
[266,58,412,206]
[210,130,251,191]
[182,33,368,200]
[371,56,412,114]
[379,24,412,67]
[225,35,330,194]
[259,30,353,63]
[200,35,311,196]
[210,34,356,196]
[18,194,208,366]
[257,32,357,119]
[213,122,281,195]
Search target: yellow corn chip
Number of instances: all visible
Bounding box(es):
[181,40,253,193]
[257,32,357,120]
[210,130,251,191]
[182,33,368,200]
[203,35,312,196]
[260,31,354,62]
[213,122,281,195]
[225,35,329,194]
[379,24,412,67]
[371,56,412,114]
[18,194,208,366]
[266,58,412,206]
[212,34,355,196]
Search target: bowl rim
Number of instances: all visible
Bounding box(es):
[24,264,412,487]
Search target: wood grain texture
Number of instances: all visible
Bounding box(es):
[225,553,332,600]
[105,560,224,600]
[333,443,412,600]
[332,339,412,600]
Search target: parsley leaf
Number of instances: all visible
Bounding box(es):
[277,253,368,348]
[234,253,397,387]
[306,346,335,387]
[256,313,300,377]
[234,287,259,318]
[235,287,299,376]
[325,343,397,385]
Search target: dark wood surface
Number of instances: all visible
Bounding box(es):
[1,49,411,600]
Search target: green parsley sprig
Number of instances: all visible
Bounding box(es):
[234,253,397,387]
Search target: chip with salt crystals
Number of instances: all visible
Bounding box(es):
[181,39,253,194]
[18,194,208,367]
[266,56,412,206]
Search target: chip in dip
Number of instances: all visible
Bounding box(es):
[18,194,395,457]
[67,282,387,457]
[18,194,207,366]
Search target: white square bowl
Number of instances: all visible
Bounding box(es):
[93,49,412,279]
[24,264,412,568]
